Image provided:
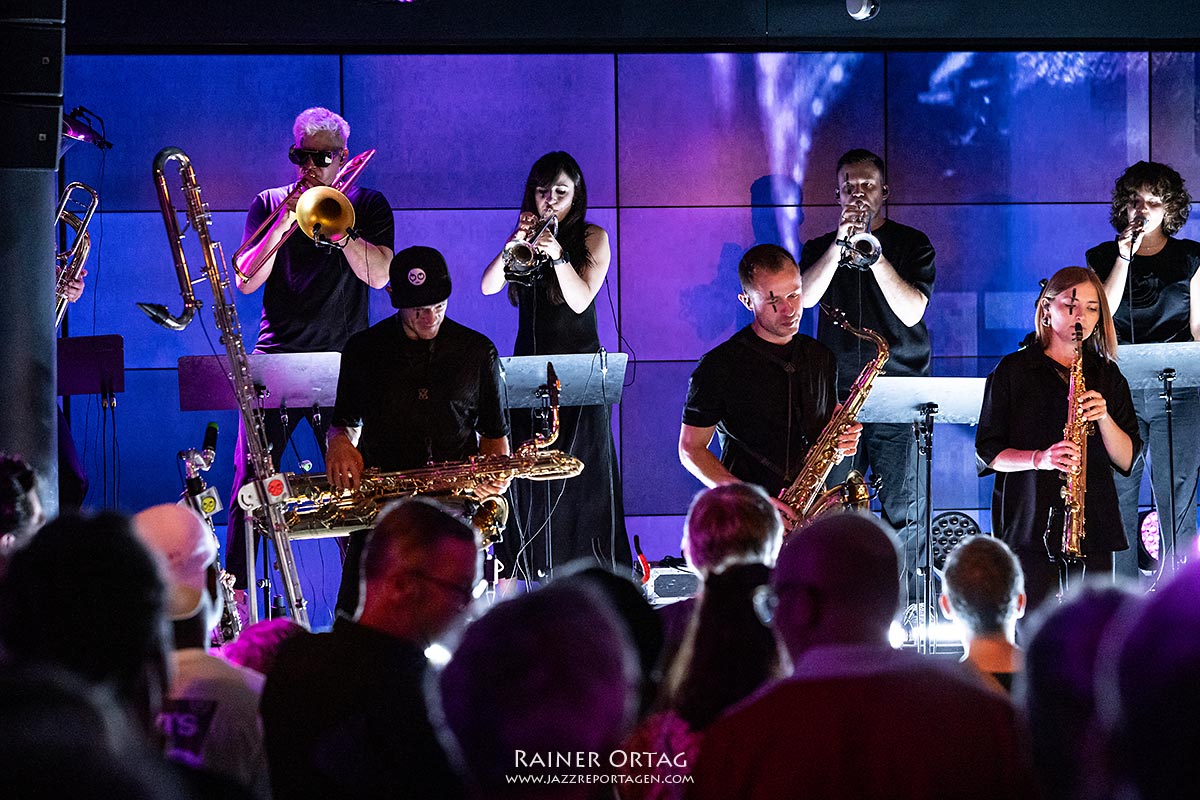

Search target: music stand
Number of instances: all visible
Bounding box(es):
[178,352,341,624]
[499,353,628,582]
[1117,343,1200,573]
[859,377,987,654]
[57,334,125,399]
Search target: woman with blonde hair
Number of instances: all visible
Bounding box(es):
[976,266,1140,619]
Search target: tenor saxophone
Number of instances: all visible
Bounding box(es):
[1054,322,1091,561]
[778,305,889,533]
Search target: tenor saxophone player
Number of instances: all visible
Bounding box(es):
[326,246,511,615]
[680,244,861,526]
[976,267,1138,622]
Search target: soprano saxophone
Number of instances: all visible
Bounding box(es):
[1053,322,1091,561]
[779,305,889,533]
[143,148,310,628]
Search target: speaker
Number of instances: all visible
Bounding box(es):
[0,23,65,97]
[0,5,64,169]
[0,100,61,169]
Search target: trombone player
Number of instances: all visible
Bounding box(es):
[798,148,935,608]
[226,107,395,601]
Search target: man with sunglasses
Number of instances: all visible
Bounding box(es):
[262,498,476,800]
[225,107,395,601]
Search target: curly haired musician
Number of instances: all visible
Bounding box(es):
[225,107,395,593]
[798,148,935,603]
[1087,160,1200,577]
[327,246,509,614]
[679,244,861,525]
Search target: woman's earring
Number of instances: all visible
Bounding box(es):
[1042,314,1050,326]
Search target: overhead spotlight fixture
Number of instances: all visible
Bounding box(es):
[847,0,880,21]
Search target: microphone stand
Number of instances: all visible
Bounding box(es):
[914,403,938,654]
[1159,368,1179,574]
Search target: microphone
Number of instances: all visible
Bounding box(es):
[202,422,219,462]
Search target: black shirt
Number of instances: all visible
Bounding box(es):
[975,346,1141,557]
[683,327,838,497]
[261,619,463,800]
[333,316,508,471]
[800,218,936,397]
[245,184,395,354]
[1086,237,1200,344]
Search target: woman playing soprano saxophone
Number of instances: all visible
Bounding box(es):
[976,267,1139,620]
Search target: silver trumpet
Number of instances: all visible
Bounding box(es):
[836,200,881,271]
[503,212,559,284]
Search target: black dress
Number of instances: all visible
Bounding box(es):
[496,265,632,580]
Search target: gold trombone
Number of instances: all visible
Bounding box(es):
[54,182,100,329]
[232,149,375,281]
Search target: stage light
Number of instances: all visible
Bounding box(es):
[847,0,880,21]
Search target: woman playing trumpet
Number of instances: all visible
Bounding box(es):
[482,151,631,582]
[1086,161,1200,578]
[976,267,1139,619]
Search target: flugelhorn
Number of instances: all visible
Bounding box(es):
[836,199,881,271]
[232,149,375,281]
[54,182,99,329]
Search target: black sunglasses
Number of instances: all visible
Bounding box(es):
[288,146,339,168]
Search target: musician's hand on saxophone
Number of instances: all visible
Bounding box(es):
[1034,440,1082,473]
[1077,389,1109,423]
[326,430,365,491]
[835,418,864,461]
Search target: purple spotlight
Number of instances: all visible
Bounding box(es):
[1140,510,1160,563]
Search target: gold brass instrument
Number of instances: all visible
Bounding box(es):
[232,149,375,281]
[283,445,584,546]
[836,199,882,271]
[503,212,559,285]
[1052,320,1092,561]
[143,146,310,628]
[54,182,100,329]
[779,304,889,533]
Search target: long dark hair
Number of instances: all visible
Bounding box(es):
[508,151,591,307]
[661,563,785,731]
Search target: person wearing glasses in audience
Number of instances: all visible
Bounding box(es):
[226,107,395,603]
[1086,161,1200,579]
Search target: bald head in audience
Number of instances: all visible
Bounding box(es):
[770,512,900,659]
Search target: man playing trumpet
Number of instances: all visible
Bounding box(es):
[799,149,935,606]
[226,107,395,598]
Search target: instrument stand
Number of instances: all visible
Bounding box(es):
[858,377,987,653]
[1160,368,1179,574]
[1114,343,1200,579]
[533,387,555,582]
[913,403,938,655]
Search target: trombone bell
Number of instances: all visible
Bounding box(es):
[295,186,356,245]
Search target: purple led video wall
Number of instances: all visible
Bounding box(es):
[61,51,1200,624]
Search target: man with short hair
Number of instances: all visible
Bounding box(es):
[132,503,269,798]
[261,498,477,800]
[693,513,1036,800]
[799,149,935,605]
[679,244,860,523]
[325,245,509,614]
[227,106,395,597]
[940,534,1026,692]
